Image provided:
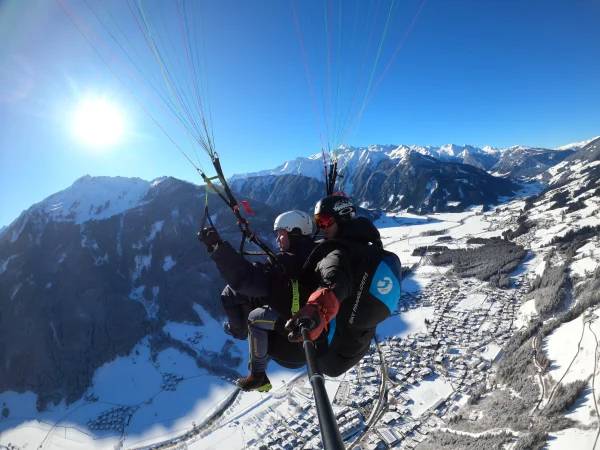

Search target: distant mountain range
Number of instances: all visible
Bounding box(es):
[231,148,518,214]
[228,138,598,214]
[231,139,595,185]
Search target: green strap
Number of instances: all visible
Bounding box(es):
[291,280,300,315]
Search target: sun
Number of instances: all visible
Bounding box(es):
[73,100,125,147]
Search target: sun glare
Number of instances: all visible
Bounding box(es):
[74,100,124,147]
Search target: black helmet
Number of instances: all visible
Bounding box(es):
[314,196,356,227]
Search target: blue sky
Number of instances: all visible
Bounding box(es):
[0,0,599,226]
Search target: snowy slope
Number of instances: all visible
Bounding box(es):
[26,175,149,224]
[546,136,600,186]
[555,136,600,151]
[490,145,574,179]
[2,175,153,245]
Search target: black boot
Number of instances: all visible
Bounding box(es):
[223,322,247,340]
[236,372,272,392]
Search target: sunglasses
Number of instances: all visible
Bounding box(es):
[314,213,336,229]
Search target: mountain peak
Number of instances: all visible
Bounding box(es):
[28,176,151,226]
[555,136,600,151]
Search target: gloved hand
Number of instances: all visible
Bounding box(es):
[198,227,222,253]
[285,288,340,342]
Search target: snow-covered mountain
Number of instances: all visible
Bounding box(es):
[555,135,600,151]
[230,144,504,183]
[0,175,280,410]
[230,174,327,213]
[230,138,597,192]
[545,136,600,187]
[231,141,587,194]
[357,151,518,213]
[0,225,6,236]
[490,146,575,179]
[231,147,519,214]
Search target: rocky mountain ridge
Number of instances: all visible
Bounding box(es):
[0,176,279,409]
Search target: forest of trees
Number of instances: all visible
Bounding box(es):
[466,237,503,245]
[429,241,527,289]
[566,198,587,213]
[416,431,514,450]
[420,229,449,236]
[548,190,570,210]
[528,264,569,317]
[513,431,548,450]
[412,245,449,256]
[500,272,600,385]
[550,224,600,249]
[495,323,539,389]
[544,380,588,417]
[537,275,600,343]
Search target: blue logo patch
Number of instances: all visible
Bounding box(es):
[328,317,337,345]
[369,257,401,314]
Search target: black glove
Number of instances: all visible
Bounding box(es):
[198,227,222,253]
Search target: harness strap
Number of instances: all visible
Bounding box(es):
[291,279,300,315]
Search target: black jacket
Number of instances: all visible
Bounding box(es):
[210,237,317,320]
[300,217,387,377]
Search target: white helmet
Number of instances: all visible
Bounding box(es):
[274,210,313,236]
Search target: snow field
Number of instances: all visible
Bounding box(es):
[564,382,598,426]
[376,307,436,339]
[546,427,597,450]
[404,375,454,417]
[192,304,236,353]
[570,256,599,277]
[40,176,150,225]
[455,293,489,311]
[122,378,235,448]
[0,338,239,450]
[544,312,599,387]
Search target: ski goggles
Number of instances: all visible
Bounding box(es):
[314,213,336,229]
